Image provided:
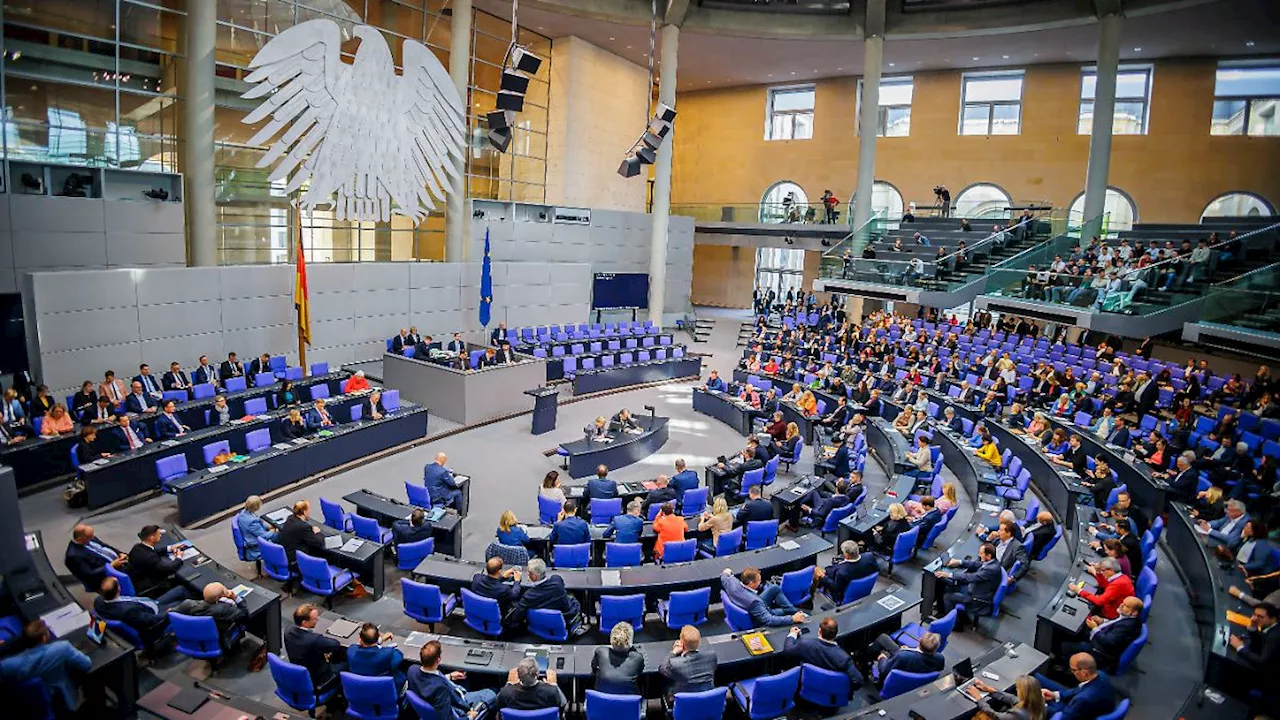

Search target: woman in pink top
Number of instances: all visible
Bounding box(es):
[41,404,75,436]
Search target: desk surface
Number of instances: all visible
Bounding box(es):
[260,507,385,564]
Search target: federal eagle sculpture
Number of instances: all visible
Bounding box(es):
[242,19,465,223]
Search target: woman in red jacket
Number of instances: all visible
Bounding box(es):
[1074,557,1135,620]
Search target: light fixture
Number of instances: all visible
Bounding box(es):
[1133,47,1141,52]
[1002,55,1009,59]
[888,63,895,67]
[973,56,980,61]
[1246,41,1255,47]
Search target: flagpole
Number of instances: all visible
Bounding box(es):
[295,203,308,373]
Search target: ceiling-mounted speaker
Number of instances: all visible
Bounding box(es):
[617,155,642,178]
[488,127,512,153]
[635,145,657,165]
[655,103,677,123]
[640,131,663,151]
[511,46,543,75]
[500,70,530,94]
[496,90,525,112]
[487,110,512,132]
[647,119,671,139]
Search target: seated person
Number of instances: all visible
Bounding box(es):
[153,400,190,440]
[910,496,944,548]
[471,557,522,616]
[284,603,347,690]
[40,404,74,436]
[495,657,568,715]
[585,416,610,439]
[81,395,117,425]
[783,617,863,692]
[585,464,618,505]
[763,411,787,442]
[1023,511,1058,559]
[495,510,531,548]
[592,623,645,694]
[705,370,726,392]
[735,485,775,527]
[932,542,1002,628]
[209,395,233,426]
[477,348,500,368]
[871,503,911,554]
[281,408,312,439]
[73,426,110,465]
[0,619,92,712]
[505,559,584,634]
[276,380,301,407]
[904,436,934,479]
[342,371,371,394]
[124,381,156,414]
[93,575,172,646]
[393,508,435,546]
[797,477,854,528]
[611,408,641,432]
[363,390,387,420]
[817,434,858,479]
[65,523,128,592]
[1034,653,1117,719]
[1072,558,1134,620]
[670,459,700,504]
[306,398,337,429]
[719,567,807,627]
[652,503,688,560]
[868,631,945,687]
[127,525,190,605]
[347,622,405,692]
[162,362,192,392]
[1062,597,1144,673]
[973,434,1002,468]
[408,641,497,719]
[423,452,464,509]
[604,500,644,544]
[549,500,591,545]
[815,540,880,602]
[236,495,277,561]
[173,582,248,652]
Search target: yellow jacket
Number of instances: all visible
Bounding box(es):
[975,441,1003,468]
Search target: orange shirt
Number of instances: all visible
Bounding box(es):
[652,513,688,558]
[42,412,74,436]
[343,376,370,394]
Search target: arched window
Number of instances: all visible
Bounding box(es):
[760,181,808,223]
[848,181,904,220]
[953,183,1012,219]
[1068,187,1137,232]
[1201,192,1274,220]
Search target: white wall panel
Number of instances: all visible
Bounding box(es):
[135,267,222,306]
[137,300,223,341]
[222,296,294,330]
[36,307,142,354]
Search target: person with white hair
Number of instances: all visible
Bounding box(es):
[506,558,584,635]
[592,622,645,694]
[343,369,371,394]
[494,657,567,714]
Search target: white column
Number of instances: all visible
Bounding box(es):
[851,35,883,231]
[445,0,472,262]
[1082,13,1123,223]
[183,0,216,266]
[648,23,678,325]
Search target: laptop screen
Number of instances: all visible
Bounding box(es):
[951,657,974,683]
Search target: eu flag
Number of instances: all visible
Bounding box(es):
[479,228,493,327]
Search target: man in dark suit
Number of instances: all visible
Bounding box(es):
[641,475,678,516]
[934,542,1003,625]
[1035,653,1118,719]
[735,485,775,527]
[495,342,519,364]
[477,348,499,368]
[192,356,220,387]
[220,352,244,381]
[81,395,116,425]
[93,575,171,646]
[172,581,248,651]
[424,452,464,509]
[659,626,718,700]
[247,353,273,381]
[1163,454,1199,503]
[549,501,591,545]
[911,496,945,549]
[864,391,884,419]
[283,603,347,690]
[133,364,163,399]
[1106,418,1131,448]
[610,408,641,432]
[65,523,129,592]
[817,541,879,603]
[782,617,863,691]
[819,436,857,479]
[392,329,413,354]
[391,508,433,546]
[362,390,387,421]
[585,464,618,505]
[489,323,508,347]
[106,413,150,453]
[161,361,190,392]
[1063,597,1144,672]
[446,332,466,354]
[1134,373,1159,418]
[869,631,945,687]
[990,520,1030,584]
[603,499,644,543]
[408,640,497,719]
[124,380,156,414]
[670,459,700,505]
[817,397,850,432]
[471,557,522,616]
[127,525,185,599]
[1101,491,1147,537]
[798,477,853,528]
[306,398,337,430]
[941,407,965,434]
[505,559,583,633]
[1023,511,1058,559]
[1229,601,1280,670]
[276,500,326,571]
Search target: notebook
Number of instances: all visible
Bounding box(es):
[166,687,210,714]
[740,632,774,656]
[325,619,360,639]
[323,535,343,549]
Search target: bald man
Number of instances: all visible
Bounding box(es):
[172,582,248,650]
[1065,597,1144,673]
[64,522,128,592]
[1034,653,1117,718]
[423,451,463,509]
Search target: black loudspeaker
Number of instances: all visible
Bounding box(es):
[487,110,512,132]
[635,145,657,165]
[496,91,525,112]
[647,120,671,139]
[655,103,677,123]
[511,46,543,75]
[617,156,642,178]
[488,127,512,152]
[640,131,663,151]
[500,70,530,94]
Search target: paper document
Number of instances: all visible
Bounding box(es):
[231,584,253,599]
[24,533,38,551]
[778,540,801,551]
[978,502,1000,512]
[92,458,110,466]
[208,464,230,473]
[177,547,201,561]
[404,631,433,648]
[877,594,907,611]
[340,538,365,553]
[323,535,343,549]
[273,443,292,450]
[1194,524,1210,535]
[161,440,179,447]
[601,570,622,587]
[266,509,291,524]
[41,603,90,639]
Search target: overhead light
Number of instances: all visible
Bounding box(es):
[1002,55,1009,59]
[609,37,615,41]
[1246,41,1255,47]
[888,63,895,67]
[1133,47,1141,52]
[973,56,980,61]
[790,71,796,75]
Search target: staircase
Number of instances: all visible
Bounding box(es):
[679,313,714,344]
[737,321,755,347]
[921,231,1042,290]
[1122,254,1276,314]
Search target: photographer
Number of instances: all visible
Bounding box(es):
[934,185,951,218]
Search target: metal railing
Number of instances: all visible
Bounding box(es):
[817,210,888,279]
[669,201,850,225]
[1199,253,1280,336]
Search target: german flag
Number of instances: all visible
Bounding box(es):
[295,232,311,345]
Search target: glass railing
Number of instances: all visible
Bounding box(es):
[670,202,851,225]
[988,213,1107,273]
[818,211,888,279]
[1199,262,1280,337]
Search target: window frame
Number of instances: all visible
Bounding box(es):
[856,75,914,137]
[1210,61,1280,137]
[958,70,1025,136]
[765,84,817,141]
[1077,65,1153,136]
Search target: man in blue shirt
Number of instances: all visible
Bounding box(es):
[347,622,406,692]
[549,500,591,545]
[0,619,92,712]
[408,640,497,719]
[604,499,644,543]
[705,370,726,392]
[584,465,617,506]
[424,452,464,510]
[670,459,700,503]
[720,567,807,628]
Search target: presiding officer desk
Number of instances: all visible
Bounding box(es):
[571,355,703,395]
[413,533,832,607]
[166,400,429,526]
[260,505,389,600]
[14,531,138,718]
[692,386,755,436]
[383,348,547,426]
[342,489,465,557]
[557,415,669,479]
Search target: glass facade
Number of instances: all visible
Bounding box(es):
[2,0,551,265]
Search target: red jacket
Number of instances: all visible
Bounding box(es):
[1080,571,1134,619]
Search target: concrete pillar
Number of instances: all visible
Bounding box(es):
[182,0,216,266]
[648,24,678,325]
[445,0,472,262]
[851,1,885,232]
[1082,13,1123,224]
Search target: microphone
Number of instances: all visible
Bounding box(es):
[644,404,656,420]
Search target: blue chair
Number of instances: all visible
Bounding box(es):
[722,596,754,632]
[890,608,957,652]
[225,376,247,392]
[880,669,941,699]
[699,527,742,558]
[460,588,503,637]
[246,428,271,452]
[192,383,216,399]
[341,672,403,720]
[244,397,268,415]
[162,390,188,405]
[310,384,331,401]
[401,578,456,630]
[269,653,338,715]
[397,538,435,571]
[731,666,801,720]
[605,542,642,567]
[405,482,432,508]
[499,708,558,720]
[1149,516,1164,544]
[920,518,948,550]
[838,573,877,605]
[537,494,562,525]
[1115,623,1148,675]
[269,355,287,376]
[553,543,590,568]
[156,454,189,491]
[598,594,645,631]
[311,362,329,376]
[253,372,275,388]
[585,690,642,720]
[744,520,779,551]
[657,587,710,629]
[351,515,393,544]
[382,390,400,412]
[103,618,146,650]
[106,564,139,596]
[296,551,356,608]
[528,608,569,642]
[737,468,766,500]
[13,679,53,720]
[202,440,231,467]
[230,523,249,562]
[170,612,237,661]
[590,498,622,525]
[780,566,815,606]
[778,438,804,472]
[662,539,697,563]
[819,504,856,539]
[672,687,727,720]
[647,505,663,521]
[799,663,853,710]
[1135,566,1158,600]
[319,497,352,532]
[681,487,708,516]
[259,539,295,583]
[1050,699,1130,720]
[1034,525,1063,562]
[762,455,780,486]
[876,525,920,573]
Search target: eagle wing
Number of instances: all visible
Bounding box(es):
[390,39,467,221]
[241,19,345,197]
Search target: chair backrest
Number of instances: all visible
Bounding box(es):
[259,539,292,580]
[162,390,188,405]
[155,454,189,481]
[499,708,559,720]
[842,572,877,604]
[405,481,431,508]
[311,362,329,376]
[169,612,223,658]
[246,428,271,452]
[401,578,448,624]
[254,372,275,388]
[745,666,800,719]
[296,552,340,593]
[230,522,248,561]
[744,520,779,550]
[320,497,348,530]
[350,514,385,543]
[224,376,247,392]
[310,384,330,401]
[741,467,765,495]
[1035,525,1063,561]
[599,594,645,631]
[672,688,728,720]
[822,503,856,534]
[350,405,363,422]
[590,498,623,524]
[928,608,958,651]
[102,617,143,650]
[681,488,708,515]
[269,653,320,711]
[192,383,216,399]
[342,672,401,720]
[1098,698,1131,720]
[715,527,743,556]
[397,538,435,571]
[527,608,569,642]
[722,596,753,632]
[1115,623,1148,675]
[585,690,642,720]
[780,566,815,605]
[537,494,561,525]
[891,526,921,563]
[202,440,231,467]
[666,587,711,625]
[663,539,696,563]
[244,397,268,415]
[881,669,940,699]
[553,543,590,568]
[1135,566,1158,600]
[605,542,642,567]
[460,588,503,636]
[799,663,853,709]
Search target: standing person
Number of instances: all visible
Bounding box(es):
[822,190,840,224]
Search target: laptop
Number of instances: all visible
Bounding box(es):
[950,657,974,684]
[325,618,360,639]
